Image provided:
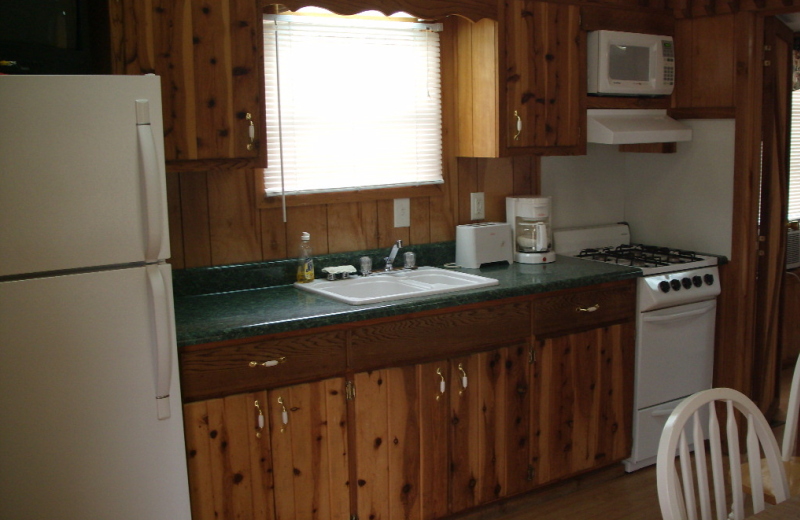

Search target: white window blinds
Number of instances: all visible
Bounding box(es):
[790,89,800,220]
[262,11,443,197]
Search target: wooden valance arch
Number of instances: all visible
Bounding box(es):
[270,0,498,21]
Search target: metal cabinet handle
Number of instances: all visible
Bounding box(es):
[249,357,286,368]
[277,396,289,432]
[436,367,446,400]
[458,363,468,395]
[514,111,522,141]
[246,113,256,151]
[576,303,600,313]
[254,400,265,438]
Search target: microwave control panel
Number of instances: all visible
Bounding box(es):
[661,40,675,86]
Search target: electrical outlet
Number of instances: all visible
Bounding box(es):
[470,192,485,220]
[394,198,410,228]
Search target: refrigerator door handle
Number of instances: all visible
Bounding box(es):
[136,99,168,262]
[147,264,173,420]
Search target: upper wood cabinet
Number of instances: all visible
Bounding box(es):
[451,1,585,158]
[670,14,736,118]
[109,0,266,171]
[503,0,585,154]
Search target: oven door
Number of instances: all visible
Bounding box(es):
[636,299,717,410]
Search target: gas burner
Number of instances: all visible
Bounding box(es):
[576,244,704,269]
[553,224,719,276]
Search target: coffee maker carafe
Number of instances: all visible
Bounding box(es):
[506,196,555,264]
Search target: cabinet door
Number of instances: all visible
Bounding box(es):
[183,392,274,520]
[353,363,449,520]
[267,378,350,520]
[532,323,634,484]
[112,0,264,169]
[449,343,534,513]
[503,0,584,153]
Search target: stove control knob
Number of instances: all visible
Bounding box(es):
[692,275,703,287]
[682,278,692,289]
[659,281,671,293]
[704,273,715,286]
[670,279,682,291]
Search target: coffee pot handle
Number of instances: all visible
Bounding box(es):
[535,222,548,251]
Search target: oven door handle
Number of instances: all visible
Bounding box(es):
[650,409,676,418]
[642,301,716,323]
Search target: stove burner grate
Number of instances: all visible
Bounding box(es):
[576,244,702,268]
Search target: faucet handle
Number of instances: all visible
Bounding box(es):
[360,256,372,276]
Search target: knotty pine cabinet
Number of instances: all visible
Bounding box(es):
[179,281,635,520]
[531,324,634,483]
[109,0,265,171]
[670,14,736,118]
[352,362,450,520]
[454,1,585,158]
[503,0,585,154]
[529,284,636,484]
[183,377,350,520]
[352,343,534,519]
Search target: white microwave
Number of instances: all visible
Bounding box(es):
[587,30,675,96]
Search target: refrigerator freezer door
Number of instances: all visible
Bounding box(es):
[0,266,190,520]
[0,75,170,278]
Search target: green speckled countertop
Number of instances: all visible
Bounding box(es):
[174,250,641,347]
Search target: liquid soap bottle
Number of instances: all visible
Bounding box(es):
[296,232,314,283]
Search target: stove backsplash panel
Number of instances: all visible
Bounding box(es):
[541,119,735,258]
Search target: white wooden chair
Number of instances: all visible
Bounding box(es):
[657,388,789,520]
[781,354,800,475]
[742,354,800,503]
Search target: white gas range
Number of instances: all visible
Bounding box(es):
[554,224,721,472]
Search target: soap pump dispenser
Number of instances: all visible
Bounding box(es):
[296,232,314,283]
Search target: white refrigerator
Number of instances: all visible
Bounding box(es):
[0,76,192,519]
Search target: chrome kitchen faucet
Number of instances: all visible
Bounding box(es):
[384,240,403,271]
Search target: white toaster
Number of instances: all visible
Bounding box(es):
[455,223,514,268]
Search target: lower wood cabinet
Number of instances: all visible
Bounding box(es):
[183,391,274,520]
[449,343,536,511]
[180,280,636,520]
[183,378,350,520]
[268,378,350,519]
[353,362,449,520]
[352,343,534,519]
[531,323,635,484]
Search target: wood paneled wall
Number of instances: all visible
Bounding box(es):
[167,15,539,269]
[168,158,538,269]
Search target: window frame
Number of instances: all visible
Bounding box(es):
[257,9,446,209]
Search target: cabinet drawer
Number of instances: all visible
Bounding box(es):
[533,281,635,337]
[180,331,347,401]
[350,301,531,371]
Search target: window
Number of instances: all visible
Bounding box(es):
[790,89,800,221]
[262,9,443,199]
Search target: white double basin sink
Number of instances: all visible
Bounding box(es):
[294,266,499,305]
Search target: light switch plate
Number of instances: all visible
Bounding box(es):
[394,198,410,228]
[470,192,485,220]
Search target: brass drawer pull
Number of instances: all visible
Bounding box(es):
[277,396,289,432]
[248,357,286,368]
[246,112,256,151]
[436,367,446,400]
[458,363,468,395]
[577,303,600,313]
[254,400,265,438]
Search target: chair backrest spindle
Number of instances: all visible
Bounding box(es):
[657,389,789,520]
